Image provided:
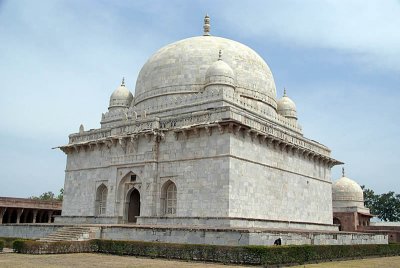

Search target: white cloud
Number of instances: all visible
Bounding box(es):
[220,0,400,71]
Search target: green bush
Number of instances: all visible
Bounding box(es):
[93,240,400,266]
[12,240,26,253]
[13,240,95,254]
[0,239,4,252]
[0,237,30,248]
[11,239,400,266]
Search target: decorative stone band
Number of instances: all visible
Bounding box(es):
[69,117,160,144]
[333,206,371,214]
[134,84,204,105]
[63,107,332,157]
[332,194,364,202]
[109,99,131,108]
[102,87,295,132]
[277,108,297,119]
[57,120,342,168]
[205,75,235,88]
[132,84,277,111]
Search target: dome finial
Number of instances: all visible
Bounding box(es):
[283,88,287,97]
[342,167,345,177]
[218,49,222,61]
[203,14,210,36]
[121,77,125,86]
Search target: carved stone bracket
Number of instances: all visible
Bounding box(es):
[182,130,188,139]
[105,139,113,148]
[73,145,80,153]
[205,126,212,136]
[158,131,166,142]
[145,133,152,142]
[217,124,224,134]
[193,128,199,137]
[228,123,234,134]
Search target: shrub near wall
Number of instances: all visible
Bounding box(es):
[13,240,96,254]
[95,240,255,264]
[246,244,400,265]
[94,240,400,265]
[12,239,400,266]
[0,237,31,248]
[0,240,4,252]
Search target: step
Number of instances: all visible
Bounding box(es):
[39,226,95,242]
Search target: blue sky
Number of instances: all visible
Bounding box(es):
[0,0,399,197]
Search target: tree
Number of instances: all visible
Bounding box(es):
[375,191,400,222]
[362,185,400,222]
[56,188,64,201]
[30,188,63,201]
[30,191,54,200]
[361,185,379,216]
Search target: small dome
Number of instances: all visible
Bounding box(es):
[205,51,235,87]
[332,176,364,202]
[277,90,297,119]
[109,78,134,109]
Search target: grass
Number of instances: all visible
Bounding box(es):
[291,256,400,268]
[0,252,399,268]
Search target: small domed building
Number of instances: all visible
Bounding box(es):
[57,16,344,231]
[332,168,373,231]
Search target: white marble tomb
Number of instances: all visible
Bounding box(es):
[56,15,342,231]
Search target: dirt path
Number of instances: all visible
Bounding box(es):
[0,252,253,268]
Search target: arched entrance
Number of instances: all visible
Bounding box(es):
[127,189,140,223]
[333,217,342,231]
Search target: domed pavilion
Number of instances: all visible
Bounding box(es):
[57,16,344,231]
[332,168,373,231]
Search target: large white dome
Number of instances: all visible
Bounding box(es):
[134,36,277,109]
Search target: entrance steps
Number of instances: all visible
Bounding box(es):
[39,226,96,242]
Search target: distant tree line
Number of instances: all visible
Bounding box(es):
[30,188,63,201]
[362,185,400,222]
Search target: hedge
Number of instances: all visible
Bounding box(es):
[12,239,400,266]
[13,240,96,254]
[0,239,4,252]
[0,237,31,248]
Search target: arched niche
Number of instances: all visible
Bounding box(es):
[95,184,108,216]
[160,180,177,216]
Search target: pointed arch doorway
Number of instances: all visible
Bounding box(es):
[128,188,140,223]
[333,217,342,231]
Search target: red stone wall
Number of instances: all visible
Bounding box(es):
[333,212,372,232]
[333,212,357,231]
[359,225,400,243]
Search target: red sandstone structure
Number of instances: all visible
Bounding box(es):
[359,223,400,243]
[0,197,62,224]
[331,169,399,243]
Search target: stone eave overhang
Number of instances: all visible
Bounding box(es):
[211,119,342,167]
[55,119,342,168]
